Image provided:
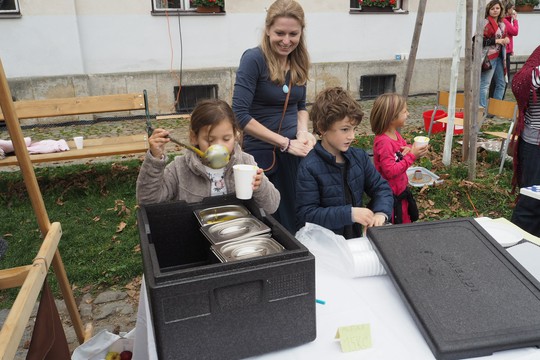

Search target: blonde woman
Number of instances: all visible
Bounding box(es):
[232,0,315,233]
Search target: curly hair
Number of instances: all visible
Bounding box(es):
[369,93,407,136]
[310,87,364,135]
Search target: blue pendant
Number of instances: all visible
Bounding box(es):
[282,84,289,94]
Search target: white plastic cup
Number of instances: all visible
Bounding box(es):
[233,164,258,200]
[73,136,84,149]
[414,136,430,147]
[347,237,373,253]
[352,251,386,278]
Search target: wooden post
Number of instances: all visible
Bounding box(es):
[463,0,473,161]
[0,59,85,344]
[402,0,427,98]
[468,0,487,180]
[442,0,466,166]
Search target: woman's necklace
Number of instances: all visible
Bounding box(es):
[282,59,290,94]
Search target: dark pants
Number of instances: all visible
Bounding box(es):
[511,139,540,237]
[267,151,301,235]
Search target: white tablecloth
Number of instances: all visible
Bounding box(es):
[132,220,540,360]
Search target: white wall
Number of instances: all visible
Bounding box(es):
[0,0,538,78]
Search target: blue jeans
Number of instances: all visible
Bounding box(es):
[480,55,505,109]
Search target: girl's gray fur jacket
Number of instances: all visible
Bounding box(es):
[136,143,280,215]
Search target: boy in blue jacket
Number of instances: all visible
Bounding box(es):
[296,87,393,239]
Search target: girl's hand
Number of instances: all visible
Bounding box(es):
[400,146,412,156]
[148,128,170,159]
[296,130,317,148]
[352,207,375,226]
[252,168,263,191]
[411,142,429,158]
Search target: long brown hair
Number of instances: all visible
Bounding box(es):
[370,93,407,135]
[485,0,504,22]
[260,0,310,86]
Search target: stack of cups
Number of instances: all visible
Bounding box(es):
[346,237,386,278]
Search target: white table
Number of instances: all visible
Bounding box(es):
[132,222,540,360]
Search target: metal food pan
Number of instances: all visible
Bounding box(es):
[194,204,250,226]
[201,215,271,244]
[211,237,285,263]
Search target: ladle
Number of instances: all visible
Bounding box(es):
[143,90,230,169]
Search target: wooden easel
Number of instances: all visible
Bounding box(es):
[0,59,85,359]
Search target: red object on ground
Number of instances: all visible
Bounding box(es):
[423,110,446,134]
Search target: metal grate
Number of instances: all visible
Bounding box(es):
[174,85,218,113]
[359,74,396,100]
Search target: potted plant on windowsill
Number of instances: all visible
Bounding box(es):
[190,0,224,13]
[515,0,539,12]
[359,0,397,12]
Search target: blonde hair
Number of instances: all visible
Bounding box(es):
[369,93,407,135]
[310,87,364,135]
[260,0,310,86]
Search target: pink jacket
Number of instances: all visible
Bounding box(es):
[503,16,519,55]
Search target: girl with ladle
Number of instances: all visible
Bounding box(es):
[136,99,280,215]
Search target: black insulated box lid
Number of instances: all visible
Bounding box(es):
[137,195,316,360]
[367,218,540,360]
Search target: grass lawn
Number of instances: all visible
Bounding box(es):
[0,128,516,307]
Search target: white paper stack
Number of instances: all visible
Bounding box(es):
[520,185,540,201]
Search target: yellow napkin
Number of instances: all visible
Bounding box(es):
[335,324,372,352]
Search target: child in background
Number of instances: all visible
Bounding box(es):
[136,99,280,215]
[296,87,393,239]
[370,93,428,224]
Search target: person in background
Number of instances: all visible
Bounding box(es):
[136,99,280,215]
[370,93,428,224]
[232,0,316,233]
[296,87,393,239]
[490,1,519,99]
[480,0,509,112]
[510,45,540,237]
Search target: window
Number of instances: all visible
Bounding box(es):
[174,85,218,113]
[152,0,195,13]
[359,75,396,100]
[0,0,21,17]
[350,0,406,13]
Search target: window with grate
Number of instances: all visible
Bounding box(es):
[152,0,226,13]
[0,0,21,17]
[359,75,396,100]
[174,85,218,113]
[350,0,406,12]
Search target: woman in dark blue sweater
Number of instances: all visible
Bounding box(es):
[232,0,315,234]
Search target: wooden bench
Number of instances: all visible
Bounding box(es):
[0,93,149,166]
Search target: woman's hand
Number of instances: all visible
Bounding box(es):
[296,130,317,148]
[252,167,263,191]
[148,128,170,159]
[287,138,313,157]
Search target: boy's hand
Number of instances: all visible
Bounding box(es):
[148,128,170,159]
[370,213,387,227]
[252,168,263,191]
[352,207,375,226]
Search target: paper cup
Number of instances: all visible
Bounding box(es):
[414,136,430,147]
[347,237,373,253]
[73,136,84,149]
[233,164,258,200]
[351,251,386,278]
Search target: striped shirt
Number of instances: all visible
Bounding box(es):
[522,65,540,145]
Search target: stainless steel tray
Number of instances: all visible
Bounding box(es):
[201,215,271,244]
[194,204,250,226]
[211,237,285,263]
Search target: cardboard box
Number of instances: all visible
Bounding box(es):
[137,195,316,360]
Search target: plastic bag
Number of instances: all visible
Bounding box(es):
[295,223,385,278]
[71,329,134,360]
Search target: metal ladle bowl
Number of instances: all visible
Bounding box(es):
[167,135,230,169]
